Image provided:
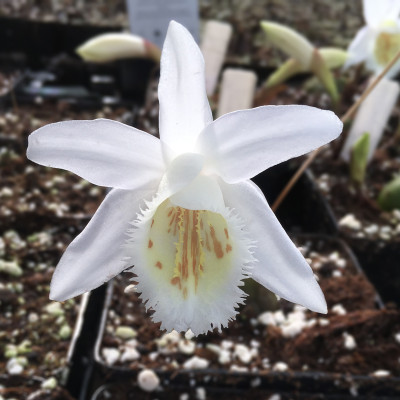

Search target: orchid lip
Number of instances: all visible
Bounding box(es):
[126,195,255,335]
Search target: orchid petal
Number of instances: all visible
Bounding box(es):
[27,119,164,190]
[158,21,213,157]
[169,174,225,212]
[344,26,375,69]
[219,179,327,313]
[156,152,205,202]
[50,187,156,301]
[363,0,400,28]
[197,105,342,183]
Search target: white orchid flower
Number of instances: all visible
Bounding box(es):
[27,21,342,335]
[345,0,400,77]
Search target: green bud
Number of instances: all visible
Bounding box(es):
[378,175,400,211]
[310,49,339,103]
[260,21,314,67]
[77,33,161,63]
[319,48,348,69]
[350,132,370,184]
[264,47,347,89]
[264,58,305,88]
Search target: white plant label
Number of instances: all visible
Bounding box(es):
[217,69,257,118]
[341,77,400,163]
[126,0,199,48]
[200,20,232,96]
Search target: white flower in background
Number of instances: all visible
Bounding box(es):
[27,21,342,335]
[345,0,400,77]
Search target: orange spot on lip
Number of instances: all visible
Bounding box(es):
[226,244,232,253]
[171,276,181,290]
[148,239,153,249]
[210,225,224,259]
[151,219,154,228]
[155,261,162,269]
[224,228,229,239]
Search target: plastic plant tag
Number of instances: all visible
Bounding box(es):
[200,20,232,96]
[341,77,400,163]
[126,0,199,48]
[216,69,257,118]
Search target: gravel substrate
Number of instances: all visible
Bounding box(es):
[98,236,400,384]
[0,101,131,399]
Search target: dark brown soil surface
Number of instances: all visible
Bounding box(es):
[311,139,400,242]
[1,375,75,400]
[0,102,130,399]
[98,235,400,392]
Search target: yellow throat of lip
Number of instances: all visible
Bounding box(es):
[374,30,400,66]
[144,199,234,301]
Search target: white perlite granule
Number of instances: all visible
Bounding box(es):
[343,332,357,350]
[183,356,209,369]
[137,369,160,392]
[338,214,361,230]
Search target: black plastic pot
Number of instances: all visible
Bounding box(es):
[302,168,400,306]
[88,372,400,400]
[116,58,158,104]
[340,236,400,306]
[84,235,399,400]
[0,18,157,107]
[253,161,338,235]
[64,285,109,400]
[0,17,120,68]
[10,64,153,109]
